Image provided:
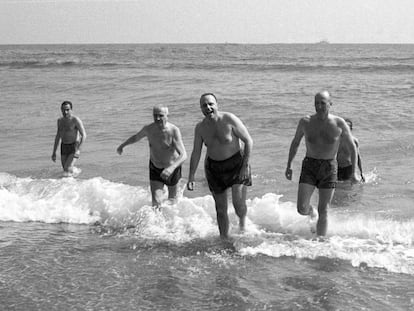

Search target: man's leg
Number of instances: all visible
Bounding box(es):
[212,190,229,238]
[167,184,178,203]
[231,184,247,232]
[61,154,68,171]
[150,180,165,208]
[297,183,316,216]
[316,188,335,236]
[63,154,77,173]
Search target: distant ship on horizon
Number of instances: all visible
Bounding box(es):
[316,39,330,44]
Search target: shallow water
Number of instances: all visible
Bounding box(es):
[0,44,414,310]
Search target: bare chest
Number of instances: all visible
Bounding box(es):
[202,122,234,146]
[305,121,341,145]
[59,119,77,132]
[148,130,174,150]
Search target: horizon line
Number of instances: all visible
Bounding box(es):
[1,42,413,46]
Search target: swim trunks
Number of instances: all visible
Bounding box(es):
[149,161,182,186]
[61,143,76,156]
[204,151,252,194]
[337,165,352,181]
[299,157,337,189]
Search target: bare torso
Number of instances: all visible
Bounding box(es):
[337,137,358,167]
[147,123,180,168]
[303,114,342,159]
[198,112,240,161]
[58,116,80,144]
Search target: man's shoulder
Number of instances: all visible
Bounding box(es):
[221,111,236,119]
[300,115,312,123]
[331,114,347,126]
[328,113,344,121]
[72,115,83,124]
[221,111,241,124]
[145,123,157,132]
[166,122,182,134]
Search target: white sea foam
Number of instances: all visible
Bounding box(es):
[1,172,413,274]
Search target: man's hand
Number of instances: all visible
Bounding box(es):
[51,153,56,162]
[116,146,123,155]
[161,167,173,181]
[239,164,249,181]
[285,167,293,180]
[187,181,194,191]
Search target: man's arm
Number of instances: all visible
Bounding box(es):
[187,124,203,191]
[117,126,147,155]
[230,113,253,180]
[160,126,188,180]
[340,119,359,183]
[354,138,365,182]
[51,119,61,162]
[74,117,87,155]
[285,118,305,180]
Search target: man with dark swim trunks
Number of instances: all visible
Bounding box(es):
[285,91,359,236]
[117,106,187,208]
[52,101,87,176]
[187,93,253,238]
[337,118,365,182]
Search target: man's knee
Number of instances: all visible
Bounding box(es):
[298,201,315,216]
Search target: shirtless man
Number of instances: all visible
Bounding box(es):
[285,91,359,236]
[337,118,365,182]
[117,106,187,208]
[52,101,87,176]
[187,93,253,238]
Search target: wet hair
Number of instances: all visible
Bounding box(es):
[200,93,217,103]
[61,101,73,109]
[345,118,353,130]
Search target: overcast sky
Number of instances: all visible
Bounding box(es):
[1,0,413,44]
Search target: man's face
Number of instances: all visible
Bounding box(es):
[61,104,72,118]
[314,98,331,114]
[153,108,168,127]
[200,95,218,118]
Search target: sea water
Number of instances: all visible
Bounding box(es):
[0,44,413,310]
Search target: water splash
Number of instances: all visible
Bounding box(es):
[1,172,413,274]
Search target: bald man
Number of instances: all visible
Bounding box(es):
[117,106,187,208]
[285,91,359,236]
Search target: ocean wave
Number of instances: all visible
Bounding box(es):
[1,59,83,68]
[1,58,413,72]
[1,173,413,274]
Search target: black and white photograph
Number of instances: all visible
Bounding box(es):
[1,0,413,310]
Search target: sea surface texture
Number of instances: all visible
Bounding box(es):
[0,44,413,310]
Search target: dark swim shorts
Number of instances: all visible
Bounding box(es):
[204,151,252,194]
[299,157,337,189]
[61,143,76,156]
[149,161,182,186]
[338,165,352,181]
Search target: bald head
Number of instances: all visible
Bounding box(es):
[315,91,331,104]
[153,105,169,115]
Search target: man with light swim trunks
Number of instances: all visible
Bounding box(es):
[337,118,365,182]
[117,106,187,209]
[285,91,359,236]
[51,101,87,176]
[187,93,253,238]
